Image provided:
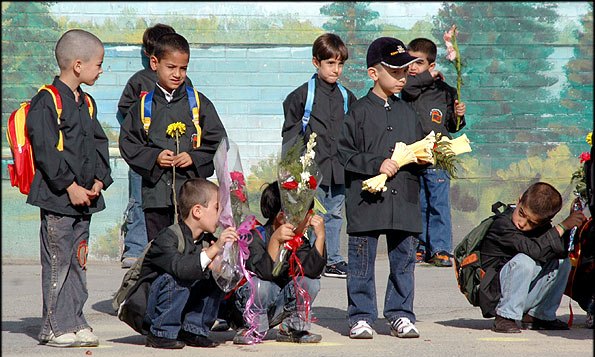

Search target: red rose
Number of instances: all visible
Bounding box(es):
[282,180,299,190]
[232,189,247,202]
[308,175,317,189]
[230,171,246,186]
[579,152,591,164]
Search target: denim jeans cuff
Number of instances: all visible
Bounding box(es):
[150,327,180,340]
[181,323,208,337]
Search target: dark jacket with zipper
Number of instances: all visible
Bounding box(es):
[119,83,227,209]
[338,89,426,234]
[478,207,568,318]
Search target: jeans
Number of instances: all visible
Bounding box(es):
[496,254,571,321]
[145,273,224,339]
[347,231,417,326]
[312,184,345,265]
[233,277,320,334]
[39,209,91,341]
[418,168,452,257]
[122,169,148,259]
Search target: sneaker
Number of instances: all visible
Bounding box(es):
[390,317,420,338]
[121,257,138,269]
[145,332,185,349]
[324,261,348,278]
[415,251,425,264]
[41,331,79,347]
[75,328,99,347]
[492,314,521,333]
[178,330,219,348]
[276,326,321,343]
[211,318,230,332]
[521,314,569,330]
[428,251,453,267]
[233,328,259,345]
[349,320,374,339]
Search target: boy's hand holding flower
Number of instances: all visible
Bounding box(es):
[308,214,325,240]
[157,149,175,167]
[271,223,295,246]
[173,151,192,168]
[215,227,239,250]
[454,100,466,117]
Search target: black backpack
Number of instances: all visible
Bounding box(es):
[453,202,509,306]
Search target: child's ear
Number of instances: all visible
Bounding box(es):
[149,55,159,71]
[192,204,202,220]
[73,59,83,75]
[312,57,321,69]
[367,67,378,81]
[428,61,436,71]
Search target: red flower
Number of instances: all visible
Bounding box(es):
[579,152,591,164]
[230,171,245,186]
[308,175,317,189]
[282,180,299,190]
[232,189,247,203]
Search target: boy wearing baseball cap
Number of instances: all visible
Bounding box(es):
[337,37,426,339]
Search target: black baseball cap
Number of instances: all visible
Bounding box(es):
[366,37,418,69]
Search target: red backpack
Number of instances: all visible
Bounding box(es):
[6,85,94,195]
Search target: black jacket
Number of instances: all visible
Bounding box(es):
[338,89,426,234]
[119,83,227,209]
[282,76,357,186]
[26,77,113,216]
[478,207,567,318]
[401,71,466,139]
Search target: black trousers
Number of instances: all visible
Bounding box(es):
[144,207,175,242]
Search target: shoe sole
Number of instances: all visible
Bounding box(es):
[393,330,420,338]
[349,330,373,339]
[491,327,521,333]
[323,272,347,278]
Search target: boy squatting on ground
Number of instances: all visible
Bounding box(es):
[401,37,467,267]
[337,37,427,340]
[117,23,194,269]
[131,178,238,349]
[282,33,357,279]
[119,32,227,245]
[479,182,587,333]
[26,29,113,347]
[224,181,327,344]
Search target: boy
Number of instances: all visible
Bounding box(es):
[282,33,357,279]
[141,178,238,348]
[479,182,587,333]
[337,37,425,339]
[401,38,467,267]
[119,33,227,245]
[117,24,194,269]
[26,29,112,347]
[228,182,326,344]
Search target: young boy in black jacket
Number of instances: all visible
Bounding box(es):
[401,38,467,267]
[479,182,586,333]
[119,33,227,244]
[140,178,238,349]
[227,181,326,344]
[26,29,112,348]
[282,33,357,279]
[117,23,194,269]
[338,37,425,339]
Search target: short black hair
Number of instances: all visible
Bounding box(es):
[312,33,349,62]
[153,32,190,60]
[260,181,315,225]
[407,38,437,64]
[179,178,218,219]
[143,23,176,56]
[519,182,562,221]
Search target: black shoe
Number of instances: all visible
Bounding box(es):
[521,314,569,330]
[492,315,521,333]
[323,262,348,278]
[145,332,185,349]
[178,330,219,348]
[428,251,453,267]
[211,318,230,332]
[276,327,322,343]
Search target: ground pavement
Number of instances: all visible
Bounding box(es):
[1,258,593,357]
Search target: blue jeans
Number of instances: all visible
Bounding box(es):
[496,254,571,321]
[313,184,345,265]
[347,231,417,326]
[418,168,452,257]
[122,169,148,259]
[145,273,224,339]
[233,277,320,334]
[39,209,91,341]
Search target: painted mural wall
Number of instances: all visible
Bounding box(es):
[1,2,593,259]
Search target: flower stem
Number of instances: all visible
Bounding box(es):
[173,133,179,223]
[453,28,462,131]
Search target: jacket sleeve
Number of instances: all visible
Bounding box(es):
[117,78,140,126]
[118,100,163,184]
[188,95,227,178]
[281,88,306,146]
[337,109,385,176]
[444,82,466,133]
[89,95,113,189]
[295,238,326,278]
[401,71,434,101]
[245,233,276,281]
[26,91,76,192]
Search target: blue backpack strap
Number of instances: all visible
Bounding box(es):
[141,90,154,134]
[301,73,317,134]
[185,86,201,148]
[254,225,267,244]
[337,82,349,114]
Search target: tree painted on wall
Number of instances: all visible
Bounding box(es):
[560,3,593,124]
[321,2,381,98]
[2,2,61,129]
[432,2,561,165]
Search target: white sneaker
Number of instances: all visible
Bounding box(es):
[390,317,420,338]
[349,320,374,339]
[75,328,99,347]
[42,331,78,347]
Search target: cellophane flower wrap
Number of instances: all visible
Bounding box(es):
[568,131,592,266]
[443,24,464,131]
[274,133,322,330]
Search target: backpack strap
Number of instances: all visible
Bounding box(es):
[301,73,349,134]
[140,87,202,148]
[254,225,267,244]
[169,223,186,253]
[491,201,508,215]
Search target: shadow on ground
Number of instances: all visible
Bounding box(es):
[1,317,42,341]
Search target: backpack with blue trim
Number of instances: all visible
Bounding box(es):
[140,86,203,148]
[300,73,349,134]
